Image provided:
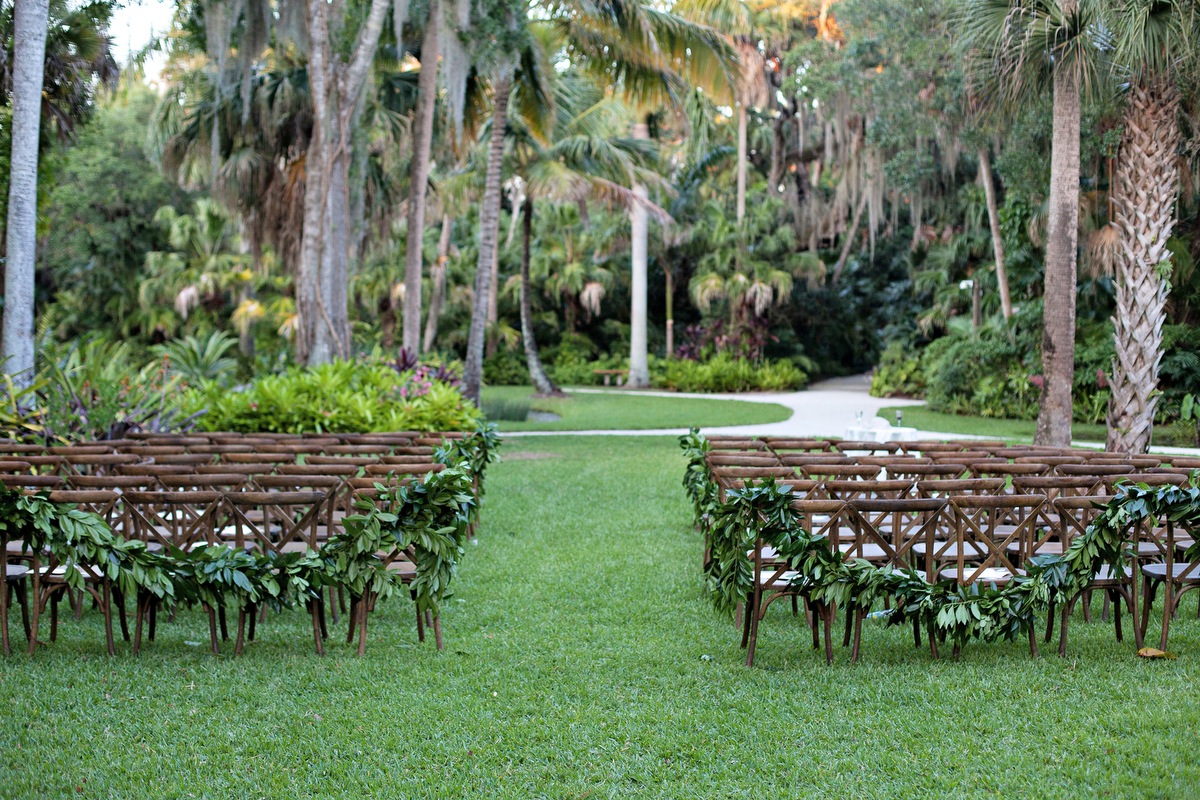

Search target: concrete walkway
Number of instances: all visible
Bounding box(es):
[507,374,927,439]
[506,375,1200,456]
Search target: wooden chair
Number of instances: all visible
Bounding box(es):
[1052,495,1141,655]
[27,490,125,656]
[1139,514,1200,651]
[742,499,850,667]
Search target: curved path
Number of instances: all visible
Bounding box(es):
[508,374,926,439]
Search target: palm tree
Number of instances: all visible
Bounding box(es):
[556,0,737,389]
[960,0,1103,446]
[402,0,442,354]
[1,0,49,386]
[1104,0,1199,453]
[510,64,668,395]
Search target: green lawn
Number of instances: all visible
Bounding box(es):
[3,436,1199,797]
[481,385,791,431]
[880,405,1109,443]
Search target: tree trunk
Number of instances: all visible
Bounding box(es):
[402,0,440,355]
[486,243,500,357]
[1035,60,1081,447]
[2,0,49,388]
[664,266,674,358]
[978,147,1012,320]
[423,214,452,352]
[1107,77,1180,453]
[832,190,868,283]
[520,197,559,396]
[297,0,390,366]
[736,103,748,224]
[462,68,513,405]
[627,124,651,389]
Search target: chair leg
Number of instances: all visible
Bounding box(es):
[50,593,59,643]
[850,606,864,664]
[1082,589,1093,623]
[415,605,426,642]
[843,604,853,648]
[356,592,370,656]
[1044,601,1056,644]
[433,615,443,651]
[235,608,247,656]
[1101,592,1110,623]
[102,583,116,657]
[205,604,220,655]
[1,579,9,657]
[148,600,158,642]
[822,604,835,665]
[133,596,146,656]
[248,605,258,642]
[1112,590,1123,642]
[28,571,40,656]
[114,586,130,643]
[218,606,229,641]
[310,600,324,656]
[1027,621,1039,659]
[317,597,328,639]
[328,586,338,625]
[745,601,761,668]
[1141,579,1157,645]
[912,615,922,649]
[1159,581,1174,651]
[1058,601,1070,657]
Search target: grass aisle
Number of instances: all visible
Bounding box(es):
[2,437,1199,797]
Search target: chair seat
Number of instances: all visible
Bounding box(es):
[279,541,320,554]
[1091,564,1132,583]
[5,564,28,580]
[837,542,891,561]
[1142,562,1200,582]
[938,566,1022,586]
[757,569,802,590]
[912,541,988,559]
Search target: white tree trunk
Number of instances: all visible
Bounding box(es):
[402,0,440,355]
[627,121,651,389]
[2,0,50,387]
[978,147,1012,320]
[736,103,748,224]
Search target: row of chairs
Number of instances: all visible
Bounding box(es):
[700,436,1200,665]
[1,434,471,658]
[743,493,1198,665]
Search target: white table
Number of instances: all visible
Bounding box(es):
[842,424,921,443]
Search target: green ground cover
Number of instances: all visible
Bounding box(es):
[3,436,1199,797]
[881,405,1109,443]
[481,385,791,431]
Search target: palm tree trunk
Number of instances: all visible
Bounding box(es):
[736,103,748,224]
[423,214,452,352]
[462,68,513,405]
[486,245,500,357]
[2,0,49,388]
[402,0,441,355]
[627,120,651,389]
[1035,59,1081,447]
[978,147,1012,320]
[1107,77,1180,453]
[664,266,674,357]
[520,197,559,396]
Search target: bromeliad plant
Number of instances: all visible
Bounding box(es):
[681,431,1200,662]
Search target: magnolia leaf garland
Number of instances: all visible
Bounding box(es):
[680,430,1200,653]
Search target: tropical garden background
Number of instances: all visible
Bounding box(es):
[3,0,1200,451]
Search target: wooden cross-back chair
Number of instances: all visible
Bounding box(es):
[742,499,850,668]
[1139,513,1200,652]
[26,490,125,656]
[1051,495,1141,656]
[345,486,443,654]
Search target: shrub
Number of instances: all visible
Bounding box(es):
[651,353,807,393]
[483,349,528,386]
[186,359,481,433]
[869,342,925,398]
